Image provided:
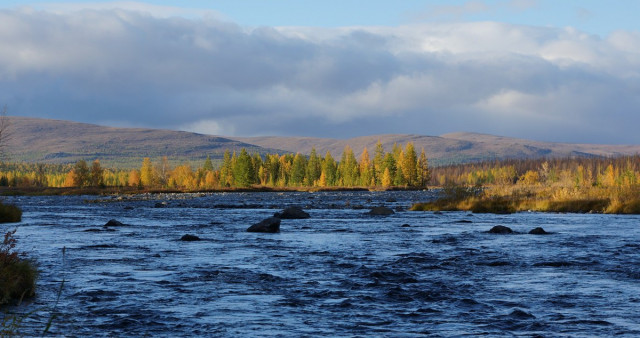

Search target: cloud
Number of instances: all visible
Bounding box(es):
[1,6,639,143]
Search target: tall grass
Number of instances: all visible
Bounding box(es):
[411,183,640,214]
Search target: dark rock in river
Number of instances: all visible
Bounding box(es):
[401,224,411,228]
[529,227,549,235]
[104,219,126,227]
[489,225,513,234]
[274,206,310,219]
[247,217,281,233]
[180,234,201,241]
[368,206,395,216]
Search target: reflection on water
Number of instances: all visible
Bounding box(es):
[4,191,640,336]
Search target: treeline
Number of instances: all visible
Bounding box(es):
[430,155,640,188]
[0,142,431,190]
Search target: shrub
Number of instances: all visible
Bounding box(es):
[0,202,21,223]
[469,196,517,214]
[0,229,37,306]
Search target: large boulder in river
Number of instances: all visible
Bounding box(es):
[180,234,201,241]
[247,217,281,233]
[489,225,513,234]
[528,227,549,235]
[368,206,395,216]
[274,206,310,219]
[104,219,127,227]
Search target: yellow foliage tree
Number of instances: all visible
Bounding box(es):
[382,167,392,188]
[128,169,141,187]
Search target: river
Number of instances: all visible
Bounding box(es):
[3,191,640,336]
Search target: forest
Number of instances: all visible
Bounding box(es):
[0,141,430,190]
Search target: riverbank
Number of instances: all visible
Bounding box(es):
[411,184,640,214]
[0,185,423,196]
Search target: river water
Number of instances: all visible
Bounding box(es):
[3,191,640,337]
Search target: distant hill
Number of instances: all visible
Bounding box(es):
[4,116,640,168]
[4,117,276,168]
[232,133,640,166]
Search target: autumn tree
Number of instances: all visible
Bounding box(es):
[393,151,406,186]
[220,150,233,187]
[128,169,141,187]
[381,167,392,188]
[359,147,373,186]
[321,151,337,187]
[170,164,195,189]
[251,153,263,185]
[373,141,385,186]
[72,160,90,187]
[401,142,418,186]
[417,148,430,187]
[157,156,171,187]
[264,154,280,186]
[338,146,359,187]
[290,153,307,186]
[89,159,104,187]
[382,153,397,184]
[140,158,155,187]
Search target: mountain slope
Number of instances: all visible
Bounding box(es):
[4,117,276,168]
[233,133,640,165]
[5,117,640,168]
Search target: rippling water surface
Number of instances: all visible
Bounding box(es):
[4,191,640,336]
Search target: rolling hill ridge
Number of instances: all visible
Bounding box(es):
[5,116,640,168]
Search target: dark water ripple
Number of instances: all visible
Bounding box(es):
[3,191,640,337]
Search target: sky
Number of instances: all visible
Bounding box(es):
[0,1,639,144]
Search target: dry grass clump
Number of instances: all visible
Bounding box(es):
[411,183,640,214]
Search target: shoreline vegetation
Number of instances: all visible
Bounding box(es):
[0,185,421,196]
[412,155,640,214]
[0,140,639,214]
[0,142,430,191]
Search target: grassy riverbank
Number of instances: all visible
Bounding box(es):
[411,184,640,214]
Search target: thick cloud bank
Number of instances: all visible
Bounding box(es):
[1,6,639,143]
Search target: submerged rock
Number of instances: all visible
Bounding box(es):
[104,219,127,227]
[247,217,281,233]
[489,225,513,234]
[368,206,395,216]
[274,206,310,219]
[529,227,549,235]
[180,234,201,241]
